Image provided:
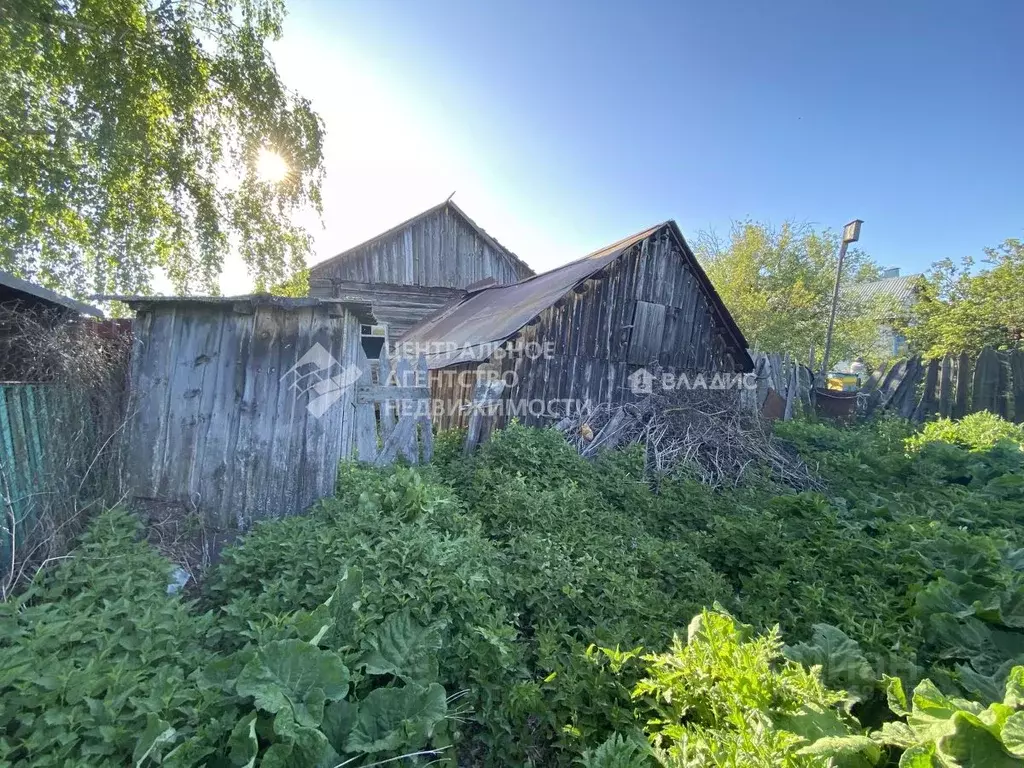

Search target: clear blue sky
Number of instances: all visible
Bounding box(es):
[249,0,1023,288]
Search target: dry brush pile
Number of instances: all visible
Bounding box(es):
[556,386,820,489]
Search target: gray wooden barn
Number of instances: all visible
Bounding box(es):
[309,199,534,347]
[120,295,431,529]
[400,221,753,429]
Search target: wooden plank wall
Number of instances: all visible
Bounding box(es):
[309,280,464,338]
[125,303,362,529]
[426,230,748,429]
[311,206,530,289]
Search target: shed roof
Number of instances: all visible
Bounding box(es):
[311,198,534,278]
[846,273,922,306]
[102,294,376,324]
[400,221,751,369]
[0,269,103,317]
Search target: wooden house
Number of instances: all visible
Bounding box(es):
[120,295,379,528]
[309,199,533,354]
[399,221,753,429]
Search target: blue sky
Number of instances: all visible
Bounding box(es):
[245,0,1023,289]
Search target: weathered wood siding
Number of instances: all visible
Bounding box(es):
[430,229,747,428]
[312,205,531,289]
[309,280,464,338]
[126,303,362,528]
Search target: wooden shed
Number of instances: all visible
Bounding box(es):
[400,221,753,429]
[121,295,377,528]
[309,199,534,345]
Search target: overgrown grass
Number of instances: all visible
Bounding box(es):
[2,415,1024,766]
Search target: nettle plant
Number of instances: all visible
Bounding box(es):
[0,511,454,767]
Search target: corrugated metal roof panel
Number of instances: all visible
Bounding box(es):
[846,274,922,305]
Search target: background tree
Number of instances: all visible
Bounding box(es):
[895,238,1024,358]
[695,220,890,365]
[0,0,324,297]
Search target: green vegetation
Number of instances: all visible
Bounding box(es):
[3,417,1024,766]
[695,220,891,365]
[1,1,322,295]
[893,239,1024,358]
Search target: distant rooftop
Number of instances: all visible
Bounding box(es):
[847,268,922,306]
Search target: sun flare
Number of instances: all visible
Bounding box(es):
[255,147,289,183]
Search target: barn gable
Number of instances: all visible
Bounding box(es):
[309,200,533,341]
[310,199,533,289]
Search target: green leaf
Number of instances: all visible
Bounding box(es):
[132,713,176,767]
[886,676,911,717]
[321,699,358,755]
[1003,712,1024,758]
[1006,667,1024,709]
[775,703,850,742]
[898,744,936,768]
[785,623,876,700]
[227,713,258,768]
[235,639,350,727]
[359,609,444,683]
[795,735,881,768]
[937,710,1024,767]
[345,683,448,754]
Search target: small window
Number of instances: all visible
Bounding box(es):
[361,324,388,359]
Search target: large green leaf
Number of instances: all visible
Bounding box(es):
[359,610,444,684]
[1005,667,1024,709]
[795,734,881,768]
[785,623,876,701]
[345,683,448,754]
[132,713,175,767]
[227,713,258,768]
[936,710,1024,767]
[1003,712,1024,758]
[321,699,358,755]
[898,744,936,767]
[235,640,350,727]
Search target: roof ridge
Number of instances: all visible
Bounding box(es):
[311,199,533,276]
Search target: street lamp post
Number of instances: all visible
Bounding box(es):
[820,219,863,378]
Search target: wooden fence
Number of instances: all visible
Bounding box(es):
[860,347,1024,422]
[0,384,59,573]
[748,347,1024,424]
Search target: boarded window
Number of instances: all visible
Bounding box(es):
[628,301,667,365]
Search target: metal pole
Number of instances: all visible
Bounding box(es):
[820,239,849,377]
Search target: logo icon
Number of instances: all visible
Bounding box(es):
[628,367,655,395]
[281,343,363,418]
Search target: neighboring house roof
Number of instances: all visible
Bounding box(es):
[400,220,751,369]
[311,199,534,278]
[0,269,102,317]
[846,273,922,306]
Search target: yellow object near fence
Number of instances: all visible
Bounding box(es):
[826,373,860,392]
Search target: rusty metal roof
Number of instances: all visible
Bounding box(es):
[311,198,534,279]
[400,221,750,369]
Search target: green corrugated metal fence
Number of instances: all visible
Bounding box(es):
[0,384,56,572]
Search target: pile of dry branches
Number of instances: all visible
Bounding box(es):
[556,387,820,490]
[0,302,131,598]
